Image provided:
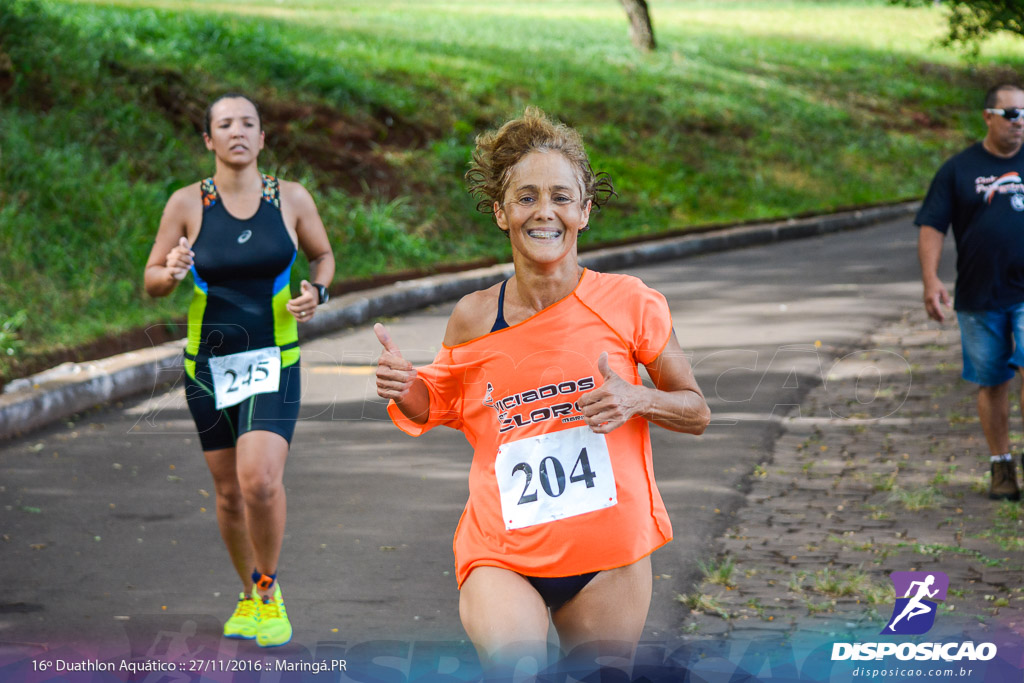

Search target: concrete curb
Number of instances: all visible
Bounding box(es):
[0,201,919,442]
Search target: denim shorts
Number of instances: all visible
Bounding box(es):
[957,303,1024,386]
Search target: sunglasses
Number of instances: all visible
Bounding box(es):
[986,107,1024,122]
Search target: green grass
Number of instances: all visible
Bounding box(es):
[979,501,1024,552]
[697,556,738,588]
[677,591,731,619]
[812,567,871,597]
[789,567,893,605]
[894,541,1010,567]
[887,485,947,511]
[930,464,957,487]
[4,0,1024,378]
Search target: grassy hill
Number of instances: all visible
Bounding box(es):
[2,0,1023,382]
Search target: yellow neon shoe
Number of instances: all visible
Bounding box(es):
[255,582,292,647]
[223,593,258,639]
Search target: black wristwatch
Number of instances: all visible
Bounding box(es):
[313,284,329,306]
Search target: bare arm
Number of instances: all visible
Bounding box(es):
[283,181,336,321]
[578,332,711,435]
[918,225,951,323]
[289,182,335,287]
[642,333,712,433]
[143,188,196,298]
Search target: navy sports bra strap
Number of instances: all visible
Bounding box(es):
[490,279,510,333]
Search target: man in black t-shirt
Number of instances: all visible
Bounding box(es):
[917,83,1024,502]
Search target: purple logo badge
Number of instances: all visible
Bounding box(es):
[882,571,948,635]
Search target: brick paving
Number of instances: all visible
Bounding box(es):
[679,307,1024,641]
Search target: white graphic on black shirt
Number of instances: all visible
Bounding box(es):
[976,172,1024,203]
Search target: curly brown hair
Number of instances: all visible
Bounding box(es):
[465,107,615,226]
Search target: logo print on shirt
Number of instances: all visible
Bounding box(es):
[237,230,253,244]
[1012,194,1024,212]
[483,377,595,433]
[981,172,1023,203]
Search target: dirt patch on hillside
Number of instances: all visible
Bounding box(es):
[112,62,438,198]
[0,62,455,390]
[917,61,1022,91]
[0,49,14,95]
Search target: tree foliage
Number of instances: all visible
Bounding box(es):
[892,1,1024,56]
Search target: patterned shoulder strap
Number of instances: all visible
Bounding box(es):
[261,174,281,209]
[200,178,218,209]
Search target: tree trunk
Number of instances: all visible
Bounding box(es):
[620,0,655,51]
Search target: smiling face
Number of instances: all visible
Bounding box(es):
[494,151,592,267]
[203,97,265,167]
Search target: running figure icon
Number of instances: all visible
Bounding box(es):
[888,574,939,632]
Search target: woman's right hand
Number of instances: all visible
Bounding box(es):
[374,323,418,401]
[166,236,195,281]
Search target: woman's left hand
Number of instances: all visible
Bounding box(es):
[578,352,644,434]
[287,280,318,323]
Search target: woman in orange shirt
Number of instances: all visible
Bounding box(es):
[374,108,709,670]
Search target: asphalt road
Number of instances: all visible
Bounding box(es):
[0,216,955,671]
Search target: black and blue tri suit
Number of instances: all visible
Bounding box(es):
[183,174,302,450]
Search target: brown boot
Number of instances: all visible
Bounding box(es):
[990,460,1021,501]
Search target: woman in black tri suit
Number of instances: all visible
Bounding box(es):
[144,94,335,647]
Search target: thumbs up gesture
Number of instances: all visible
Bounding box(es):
[166,236,194,281]
[578,352,642,434]
[374,323,418,402]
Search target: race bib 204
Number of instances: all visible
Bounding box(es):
[495,426,617,531]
